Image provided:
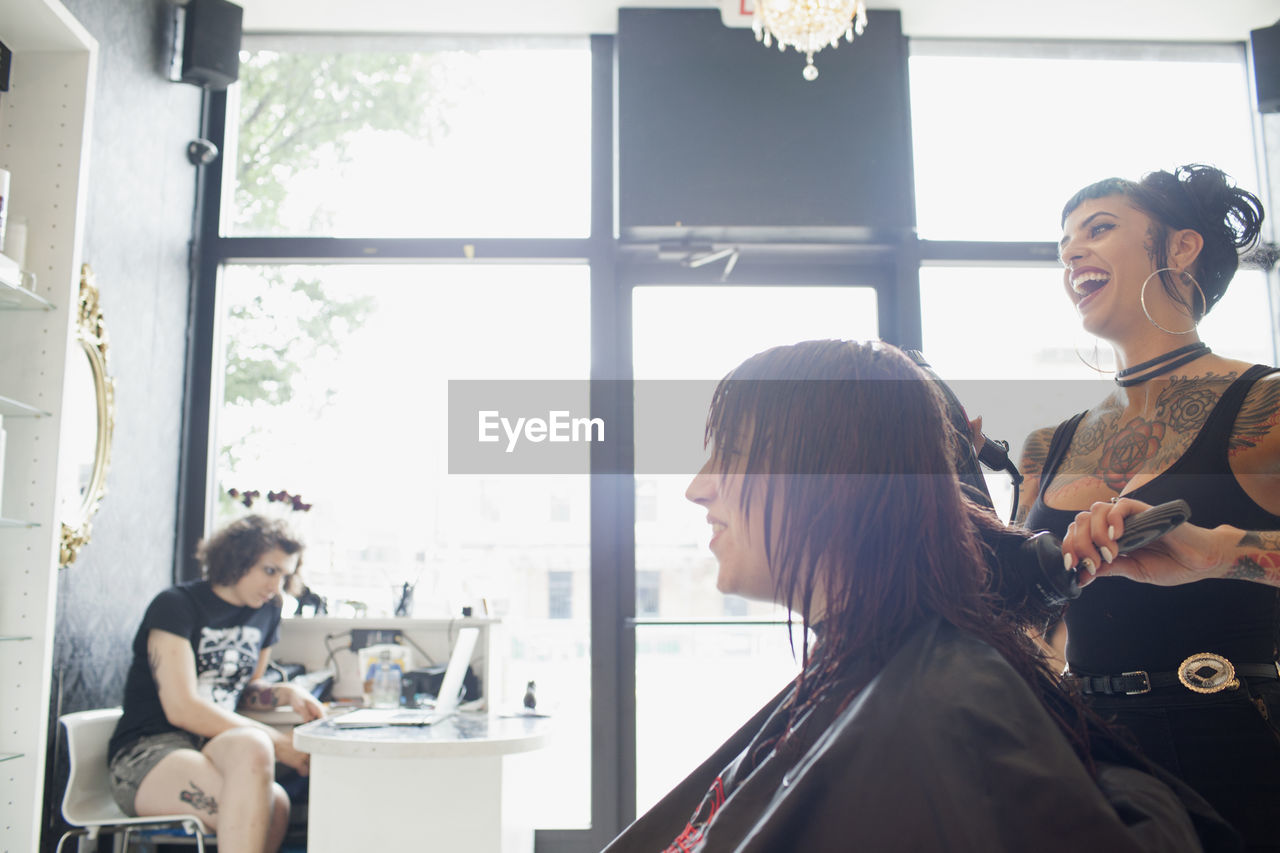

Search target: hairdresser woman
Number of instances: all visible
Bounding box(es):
[1018,164,1280,850]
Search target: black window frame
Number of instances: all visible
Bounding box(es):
[174,34,925,851]
[176,31,1272,852]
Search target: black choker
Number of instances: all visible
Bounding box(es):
[1114,342,1210,387]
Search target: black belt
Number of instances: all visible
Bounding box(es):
[1067,653,1280,696]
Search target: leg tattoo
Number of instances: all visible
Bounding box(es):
[180,781,219,816]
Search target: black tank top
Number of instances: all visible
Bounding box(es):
[1023,364,1280,673]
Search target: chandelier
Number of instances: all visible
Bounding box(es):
[752,0,869,81]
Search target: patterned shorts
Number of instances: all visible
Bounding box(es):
[108,730,205,816]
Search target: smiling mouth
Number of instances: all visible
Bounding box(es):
[1071,271,1111,298]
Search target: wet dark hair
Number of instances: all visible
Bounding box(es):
[704,339,1099,765]
[1061,164,1265,318]
[197,514,304,586]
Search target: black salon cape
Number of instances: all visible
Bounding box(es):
[604,618,1238,853]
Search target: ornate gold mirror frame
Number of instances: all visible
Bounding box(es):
[59,264,115,567]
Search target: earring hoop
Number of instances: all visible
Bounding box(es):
[1140,268,1205,336]
[1073,337,1112,376]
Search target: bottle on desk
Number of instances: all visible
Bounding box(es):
[370,649,402,708]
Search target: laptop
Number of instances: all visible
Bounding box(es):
[333,627,480,727]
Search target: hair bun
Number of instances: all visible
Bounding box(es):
[1173,163,1265,251]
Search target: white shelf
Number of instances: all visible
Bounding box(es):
[0,273,54,311]
[0,635,32,642]
[0,0,97,849]
[0,395,51,418]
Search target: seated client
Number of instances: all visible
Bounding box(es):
[107,515,324,853]
[604,339,1235,852]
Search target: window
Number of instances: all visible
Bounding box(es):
[198,31,1274,851]
[549,493,572,523]
[630,283,880,813]
[636,478,658,523]
[213,262,593,828]
[910,41,1271,520]
[210,37,597,834]
[636,571,661,617]
[214,262,591,610]
[910,42,1258,241]
[548,571,574,619]
[229,38,591,238]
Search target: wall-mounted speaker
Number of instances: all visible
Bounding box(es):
[1251,21,1280,114]
[171,0,243,90]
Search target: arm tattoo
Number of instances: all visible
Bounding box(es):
[1224,555,1280,585]
[1015,428,1053,525]
[1225,530,1280,585]
[1238,530,1280,551]
[1230,378,1280,456]
[241,684,279,709]
[180,781,218,816]
[1019,429,1052,482]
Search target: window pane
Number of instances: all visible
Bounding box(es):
[631,284,878,815]
[632,286,880,381]
[920,265,1111,516]
[910,44,1257,241]
[229,40,591,238]
[214,263,591,828]
[920,266,1102,381]
[1200,270,1275,366]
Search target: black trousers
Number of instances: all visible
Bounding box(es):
[1089,678,1280,852]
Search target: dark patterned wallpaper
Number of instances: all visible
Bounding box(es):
[38,0,200,848]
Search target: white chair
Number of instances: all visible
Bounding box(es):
[57,707,212,852]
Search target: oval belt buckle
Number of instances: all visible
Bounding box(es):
[1177,652,1240,694]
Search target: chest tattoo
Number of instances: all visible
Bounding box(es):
[1072,413,1111,455]
[1051,372,1240,499]
[1154,382,1220,431]
[1096,418,1166,491]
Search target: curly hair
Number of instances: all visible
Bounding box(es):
[1061,163,1266,318]
[197,514,304,586]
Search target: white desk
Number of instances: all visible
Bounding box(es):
[294,712,551,853]
[272,616,501,702]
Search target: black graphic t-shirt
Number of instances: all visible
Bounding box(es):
[108,580,281,762]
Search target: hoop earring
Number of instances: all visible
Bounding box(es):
[1140,268,1205,336]
[1073,337,1112,376]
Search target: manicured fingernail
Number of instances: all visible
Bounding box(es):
[1108,525,1115,539]
[1082,558,1097,575]
[1100,546,1114,564]
[1064,552,1074,571]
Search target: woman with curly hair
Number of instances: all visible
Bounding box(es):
[107,515,323,853]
